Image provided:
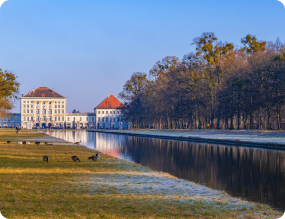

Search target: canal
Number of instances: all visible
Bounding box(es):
[46,130,285,211]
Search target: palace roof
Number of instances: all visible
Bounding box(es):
[23,87,64,98]
[95,95,124,109]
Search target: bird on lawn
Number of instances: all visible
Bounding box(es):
[7,141,11,144]
[26,141,31,144]
[88,153,100,162]
[23,141,26,145]
[17,141,23,144]
[43,156,49,162]
[74,140,81,145]
[46,143,53,146]
[71,155,80,162]
[35,141,40,145]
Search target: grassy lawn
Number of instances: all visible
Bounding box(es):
[0,129,282,218]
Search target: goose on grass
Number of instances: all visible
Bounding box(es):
[71,155,80,162]
[43,156,49,162]
[88,153,100,162]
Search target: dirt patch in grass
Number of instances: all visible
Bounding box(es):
[0,129,282,218]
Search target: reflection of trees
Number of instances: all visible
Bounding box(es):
[96,133,285,210]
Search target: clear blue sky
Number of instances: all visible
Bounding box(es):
[0,0,284,113]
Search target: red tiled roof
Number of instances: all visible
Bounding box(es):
[23,87,64,98]
[95,95,124,109]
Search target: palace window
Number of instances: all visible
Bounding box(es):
[49,116,51,121]
[48,109,52,114]
[36,109,39,114]
[55,117,57,121]
[27,110,29,114]
[62,117,64,121]
[23,110,26,113]
[55,110,57,114]
[113,111,115,114]
[58,117,60,121]
[102,118,104,122]
[31,110,33,114]
[31,117,33,121]
[36,116,39,121]
[27,117,29,121]
[102,111,104,114]
[43,116,46,121]
[106,111,108,114]
[23,105,26,108]
[80,117,82,121]
[55,105,57,108]
[98,118,100,122]
[37,101,39,104]
[62,105,64,108]
[42,109,46,114]
[98,111,100,114]
[31,105,33,108]
[92,117,94,121]
[110,111,112,114]
[62,110,64,113]
[49,101,51,104]
[27,105,29,108]
[67,117,70,121]
[106,118,108,122]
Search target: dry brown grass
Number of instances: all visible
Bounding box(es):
[0,129,282,218]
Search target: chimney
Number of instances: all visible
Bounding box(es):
[52,88,54,92]
[33,88,35,92]
[29,90,30,94]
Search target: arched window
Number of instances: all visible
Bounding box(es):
[36,109,39,114]
[48,109,52,114]
[42,109,46,114]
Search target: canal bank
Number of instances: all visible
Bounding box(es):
[88,129,285,149]
[0,129,282,218]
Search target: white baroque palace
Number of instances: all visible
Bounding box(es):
[20,87,67,129]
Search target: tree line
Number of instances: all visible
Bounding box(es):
[119,32,285,130]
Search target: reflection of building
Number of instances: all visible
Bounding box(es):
[66,113,95,129]
[20,87,67,129]
[94,95,128,129]
[0,113,21,128]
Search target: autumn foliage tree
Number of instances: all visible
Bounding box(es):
[0,69,19,118]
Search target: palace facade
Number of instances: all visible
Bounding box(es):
[1,87,127,129]
[20,87,67,129]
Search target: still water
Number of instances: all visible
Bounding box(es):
[46,130,285,210]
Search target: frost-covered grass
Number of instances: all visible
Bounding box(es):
[0,129,282,218]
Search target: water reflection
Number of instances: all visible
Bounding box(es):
[46,130,285,210]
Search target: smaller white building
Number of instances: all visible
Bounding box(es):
[65,113,95,129]
[94,95,128,129]
[0,113,21,128]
